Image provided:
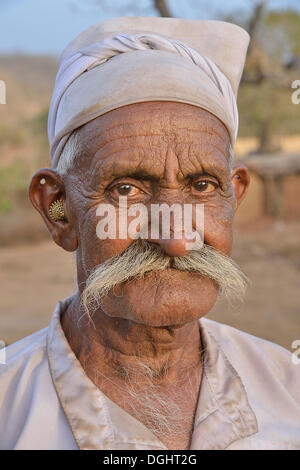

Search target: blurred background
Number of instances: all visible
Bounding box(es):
[0,0,299,349]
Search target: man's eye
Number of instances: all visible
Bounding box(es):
[111,184,140,197]
[192,180,218,193]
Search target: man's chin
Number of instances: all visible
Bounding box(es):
[99,269,219,327]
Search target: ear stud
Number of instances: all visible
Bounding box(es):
[49,199,65,221]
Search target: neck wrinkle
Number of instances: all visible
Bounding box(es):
[61,292,203,388]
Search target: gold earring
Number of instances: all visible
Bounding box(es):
[49,199,65,221]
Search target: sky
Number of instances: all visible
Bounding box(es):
[0,0,300,55]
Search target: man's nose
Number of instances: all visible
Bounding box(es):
[147,229,192,257]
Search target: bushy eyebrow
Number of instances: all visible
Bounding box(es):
[120,170,161,183]
[185,172,219,180]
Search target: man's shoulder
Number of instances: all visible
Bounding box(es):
[0,324,75,450]
[201,318,300,447]
[0,327,50,401]
[201,317,292,363]
[202,317,300,402]
[1,327,48,373]
[201,317,296,386]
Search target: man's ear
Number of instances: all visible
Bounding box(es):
[29,168,78,252]
[231,163,250,210]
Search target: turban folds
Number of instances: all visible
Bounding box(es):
[48,17,250,167]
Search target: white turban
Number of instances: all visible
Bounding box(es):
[48,17,250,168]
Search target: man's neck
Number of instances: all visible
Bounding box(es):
[61,293,202,383]
[61,293,204,449]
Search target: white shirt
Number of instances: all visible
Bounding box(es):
[0,296,299,450]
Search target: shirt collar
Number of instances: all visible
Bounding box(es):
[191,324,258,449]
[47,296,258,450]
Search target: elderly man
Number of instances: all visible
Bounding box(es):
[0,17,299,451]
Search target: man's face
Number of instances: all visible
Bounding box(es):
[31,102,249,327]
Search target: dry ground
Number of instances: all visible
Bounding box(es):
[0,220,299,351]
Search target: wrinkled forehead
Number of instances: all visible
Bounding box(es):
[71,102,232,180]
[76,102,231,155]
